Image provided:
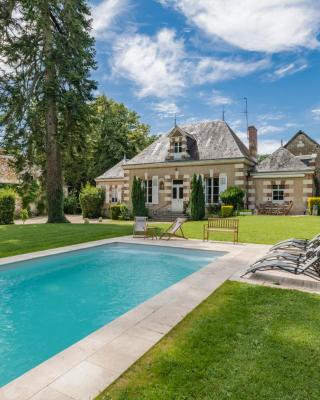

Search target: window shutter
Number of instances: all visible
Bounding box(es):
[219,173,227,195]
[203,178,207,203]
[117,185,122,203]
[152,176,159,204]
[105,185,110,203]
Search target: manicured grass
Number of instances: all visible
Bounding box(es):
[0,222,132,258]
[0,216,318,258]
[179,215,319,244]
[97,281,320,400]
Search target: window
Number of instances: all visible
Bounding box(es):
[174,141,182,153]
[111,187,118,203]
[144,179,152,203]
[206,178,219,204]
[272,184,285,202]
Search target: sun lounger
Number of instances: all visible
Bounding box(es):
[133,216,148,238]
[160,218,188,240]
[242,250,320,281]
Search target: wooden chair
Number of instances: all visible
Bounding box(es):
[160,218,188,240]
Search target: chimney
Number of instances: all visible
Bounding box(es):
[248,125,257,158]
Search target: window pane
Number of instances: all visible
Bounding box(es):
[179,187,183,199]
[173,187,177,199]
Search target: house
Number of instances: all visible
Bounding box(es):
[0,148,19,186]
[95,121,318,216]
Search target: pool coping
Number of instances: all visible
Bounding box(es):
[0,237,270,400]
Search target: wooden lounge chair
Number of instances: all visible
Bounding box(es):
[160,218,188,240]
[133,216,148,238]
[242,249,320,281]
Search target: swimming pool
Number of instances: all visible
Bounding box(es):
[0,242,223,387]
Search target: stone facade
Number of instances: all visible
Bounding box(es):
[95,121,318,216]
[0,153,19,185]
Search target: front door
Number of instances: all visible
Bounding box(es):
[172,180,184,211]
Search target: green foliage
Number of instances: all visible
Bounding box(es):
[221,205,234,218]
[190,175,205,220]
[0,0,96,222]
[0,188,16,224]
[118,204,131,220]
[207,203,221,215]
[110,205,122,220]
[19,208,29,224]
[64,96,155,192]
[307,197,320,215]
[35,196,47,216]
[131,177,148,217]
[79,184,105,218]
[220,186,245,209]
[64,191,81,215]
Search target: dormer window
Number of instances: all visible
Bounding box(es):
[174,141,182,153]
[174,140,182,160]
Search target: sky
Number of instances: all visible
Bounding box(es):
[90,0,320,154]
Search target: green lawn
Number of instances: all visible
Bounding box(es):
[97,281,320,400]
[0,216,319,258]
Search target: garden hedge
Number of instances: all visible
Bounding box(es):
[0,188,16,224]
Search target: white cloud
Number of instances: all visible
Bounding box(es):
[160,0,320,53]
[257,112,285,122]
[206,89,233,106]
[194,57,270,84]
[91,0,128,36]
[112,29,186,98]
[151,101,182,118]
[258,125,285,135]
[258,139,281,154]
[312,108,320,120]
[267,60,308,80]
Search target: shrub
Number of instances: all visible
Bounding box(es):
[190,174,206,220]
[0,188,16,224]
[79,183,105,218]
[131,176,148,217]
[220,186,245,209]
[308,197,320,215]
[110,204,122,220]
[64,191,80,214]
[221,205,234,218]
[20,208,29,224]
[207,203,221,216]
[35,197,47,216]
[119,204,131,220]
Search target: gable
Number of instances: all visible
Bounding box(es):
[284,131,320,156]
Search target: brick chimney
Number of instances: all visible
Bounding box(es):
[248,125,257,158]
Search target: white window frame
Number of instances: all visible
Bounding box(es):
[111,187,118,203]
[205,177,220,204]
[145,179,153,204]
[272,184,285,203]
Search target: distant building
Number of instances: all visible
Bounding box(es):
[96,121,318,216]
[0,148,19,186]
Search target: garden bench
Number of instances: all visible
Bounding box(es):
[203,218,239,244]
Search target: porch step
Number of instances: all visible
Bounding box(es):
[151,211,188,222]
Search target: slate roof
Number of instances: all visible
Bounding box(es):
[125,120,252,165]
[284,130,320,149]
[96,158,128,180]
[255,147,312,173]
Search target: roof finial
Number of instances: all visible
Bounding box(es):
[123,153,127,161]
[281,139,283,147]
[222,105,225,121]
[174,113,177,127]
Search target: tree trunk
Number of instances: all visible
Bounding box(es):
[42,1,67,223]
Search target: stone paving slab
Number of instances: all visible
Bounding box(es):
[0,237,269,400]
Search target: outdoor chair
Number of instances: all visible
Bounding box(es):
[270,233,320,252]
[241,249,320,281]
[133,216,148,238]
[203,218,239,244]
[160,218,188,240]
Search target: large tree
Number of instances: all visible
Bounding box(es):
[63,95,155,192]
[0,0,96,222]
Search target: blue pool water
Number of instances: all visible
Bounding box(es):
[0,243,222,386]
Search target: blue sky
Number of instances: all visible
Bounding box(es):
[90,0,320,154]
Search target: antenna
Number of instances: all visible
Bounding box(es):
[243,97,249,137]
[222,106,225,121]
[174,113,177,127]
